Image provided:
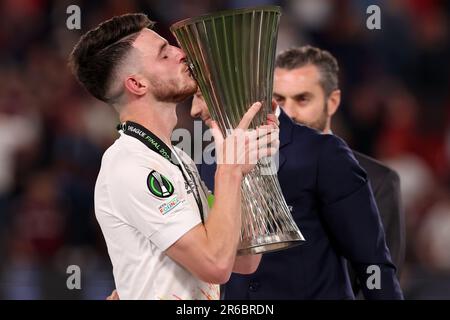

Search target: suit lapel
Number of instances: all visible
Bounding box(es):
[278,109,294,171]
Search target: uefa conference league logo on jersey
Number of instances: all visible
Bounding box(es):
[147,170,184,216]
[147,170,174,198]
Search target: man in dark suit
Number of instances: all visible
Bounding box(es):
[351,151,404,280]
[191,46,403,299]
[271,46,404,295]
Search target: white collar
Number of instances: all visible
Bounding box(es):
[275,105,281,118]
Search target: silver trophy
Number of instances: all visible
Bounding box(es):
[171,6,305,255]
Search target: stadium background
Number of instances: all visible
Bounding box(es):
[0,0,449,299]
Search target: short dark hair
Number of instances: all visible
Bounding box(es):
[68,13,154,102]
[275,45,339,96]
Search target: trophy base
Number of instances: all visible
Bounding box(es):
[237,231,305,256]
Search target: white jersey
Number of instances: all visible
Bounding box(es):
[94,131,219,300]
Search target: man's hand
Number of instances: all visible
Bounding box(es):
[106,289,120,300]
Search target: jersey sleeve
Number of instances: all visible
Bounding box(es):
[107,156,202,251]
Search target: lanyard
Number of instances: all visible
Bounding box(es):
[118,121,205,223]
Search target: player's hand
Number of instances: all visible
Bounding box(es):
[211,101,280,176]
[266,99,280,127]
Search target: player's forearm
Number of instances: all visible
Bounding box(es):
[233,254,262,274]
[203,165,243,278]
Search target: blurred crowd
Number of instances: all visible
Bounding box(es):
[0,0,449,299]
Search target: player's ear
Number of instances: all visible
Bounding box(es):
[124,74,148,96]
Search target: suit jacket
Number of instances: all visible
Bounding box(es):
[197,109,403,299]
[349,151,405,295]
